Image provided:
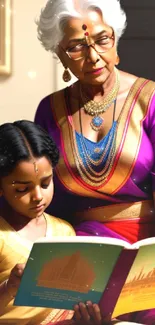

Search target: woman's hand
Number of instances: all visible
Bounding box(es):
[73,301,105,325]
[6,263,26,297]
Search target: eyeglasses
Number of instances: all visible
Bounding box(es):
[62,30,115,61]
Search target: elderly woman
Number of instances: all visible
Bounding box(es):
[35,0,155,323]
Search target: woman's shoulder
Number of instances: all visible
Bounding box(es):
[119,69,155,91]
[37,81,77,108]
[37,85,71,108]
[35,87,67,121]
[119,70,155,108]
[119,70,138,93]
[34,91,62,127]
[35,83,77,127]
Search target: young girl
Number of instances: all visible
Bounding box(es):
[0,120,120,325]
[0,120,77,325]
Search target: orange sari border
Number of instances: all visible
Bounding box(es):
[103,79,149,187]
[74,200,155,223]
[98,78,155,194]
[51,77,155,198]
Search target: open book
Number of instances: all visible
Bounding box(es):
[14,236,155,319]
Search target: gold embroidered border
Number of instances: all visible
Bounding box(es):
[52,78,155,197]
[52,91,111,199]
[99,79,155,194]
[74,200,154,223]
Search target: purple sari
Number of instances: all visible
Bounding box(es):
[35,77,155,323]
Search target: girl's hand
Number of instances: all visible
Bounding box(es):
[74,301,103,325]
[6,263,26,297]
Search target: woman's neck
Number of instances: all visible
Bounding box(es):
[79,69,116,100]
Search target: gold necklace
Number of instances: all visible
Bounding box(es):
[79,68,120,131]
[71,101,117,187]
[80,67,120,116]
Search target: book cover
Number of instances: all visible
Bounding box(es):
[14,236,155,318]
[14,236,123,310]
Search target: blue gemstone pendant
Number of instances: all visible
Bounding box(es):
[90,116,104,131]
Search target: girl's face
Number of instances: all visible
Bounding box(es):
[0,156,54,219]
[58,10,117,85]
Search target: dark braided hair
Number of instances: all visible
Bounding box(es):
[0,120,59,177]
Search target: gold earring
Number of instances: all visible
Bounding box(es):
[115,54,120,66]
[62,67,71,82]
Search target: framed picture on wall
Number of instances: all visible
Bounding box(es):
[0,0,11,75]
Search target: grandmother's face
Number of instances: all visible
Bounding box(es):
[58,10,118,85]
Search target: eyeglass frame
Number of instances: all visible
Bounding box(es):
[59,28,115,61]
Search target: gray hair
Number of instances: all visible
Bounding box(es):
[36,0,127,52]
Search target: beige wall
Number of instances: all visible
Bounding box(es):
[0,0,72,124]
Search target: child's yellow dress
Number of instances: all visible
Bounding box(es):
[0,213,75,324]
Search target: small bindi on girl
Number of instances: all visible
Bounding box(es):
[33,161,38,174]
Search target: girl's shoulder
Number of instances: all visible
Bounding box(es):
[0,216,10,238]
[44,213,76,237]
[0,216,13,256]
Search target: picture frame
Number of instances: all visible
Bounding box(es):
[0,0,11,75]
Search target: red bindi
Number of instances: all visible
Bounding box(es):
[82,24,87,30]
[84,32,89,36]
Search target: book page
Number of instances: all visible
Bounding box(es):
[112,242,155,318]
[36,235,131,248]
[131,236,155,249]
